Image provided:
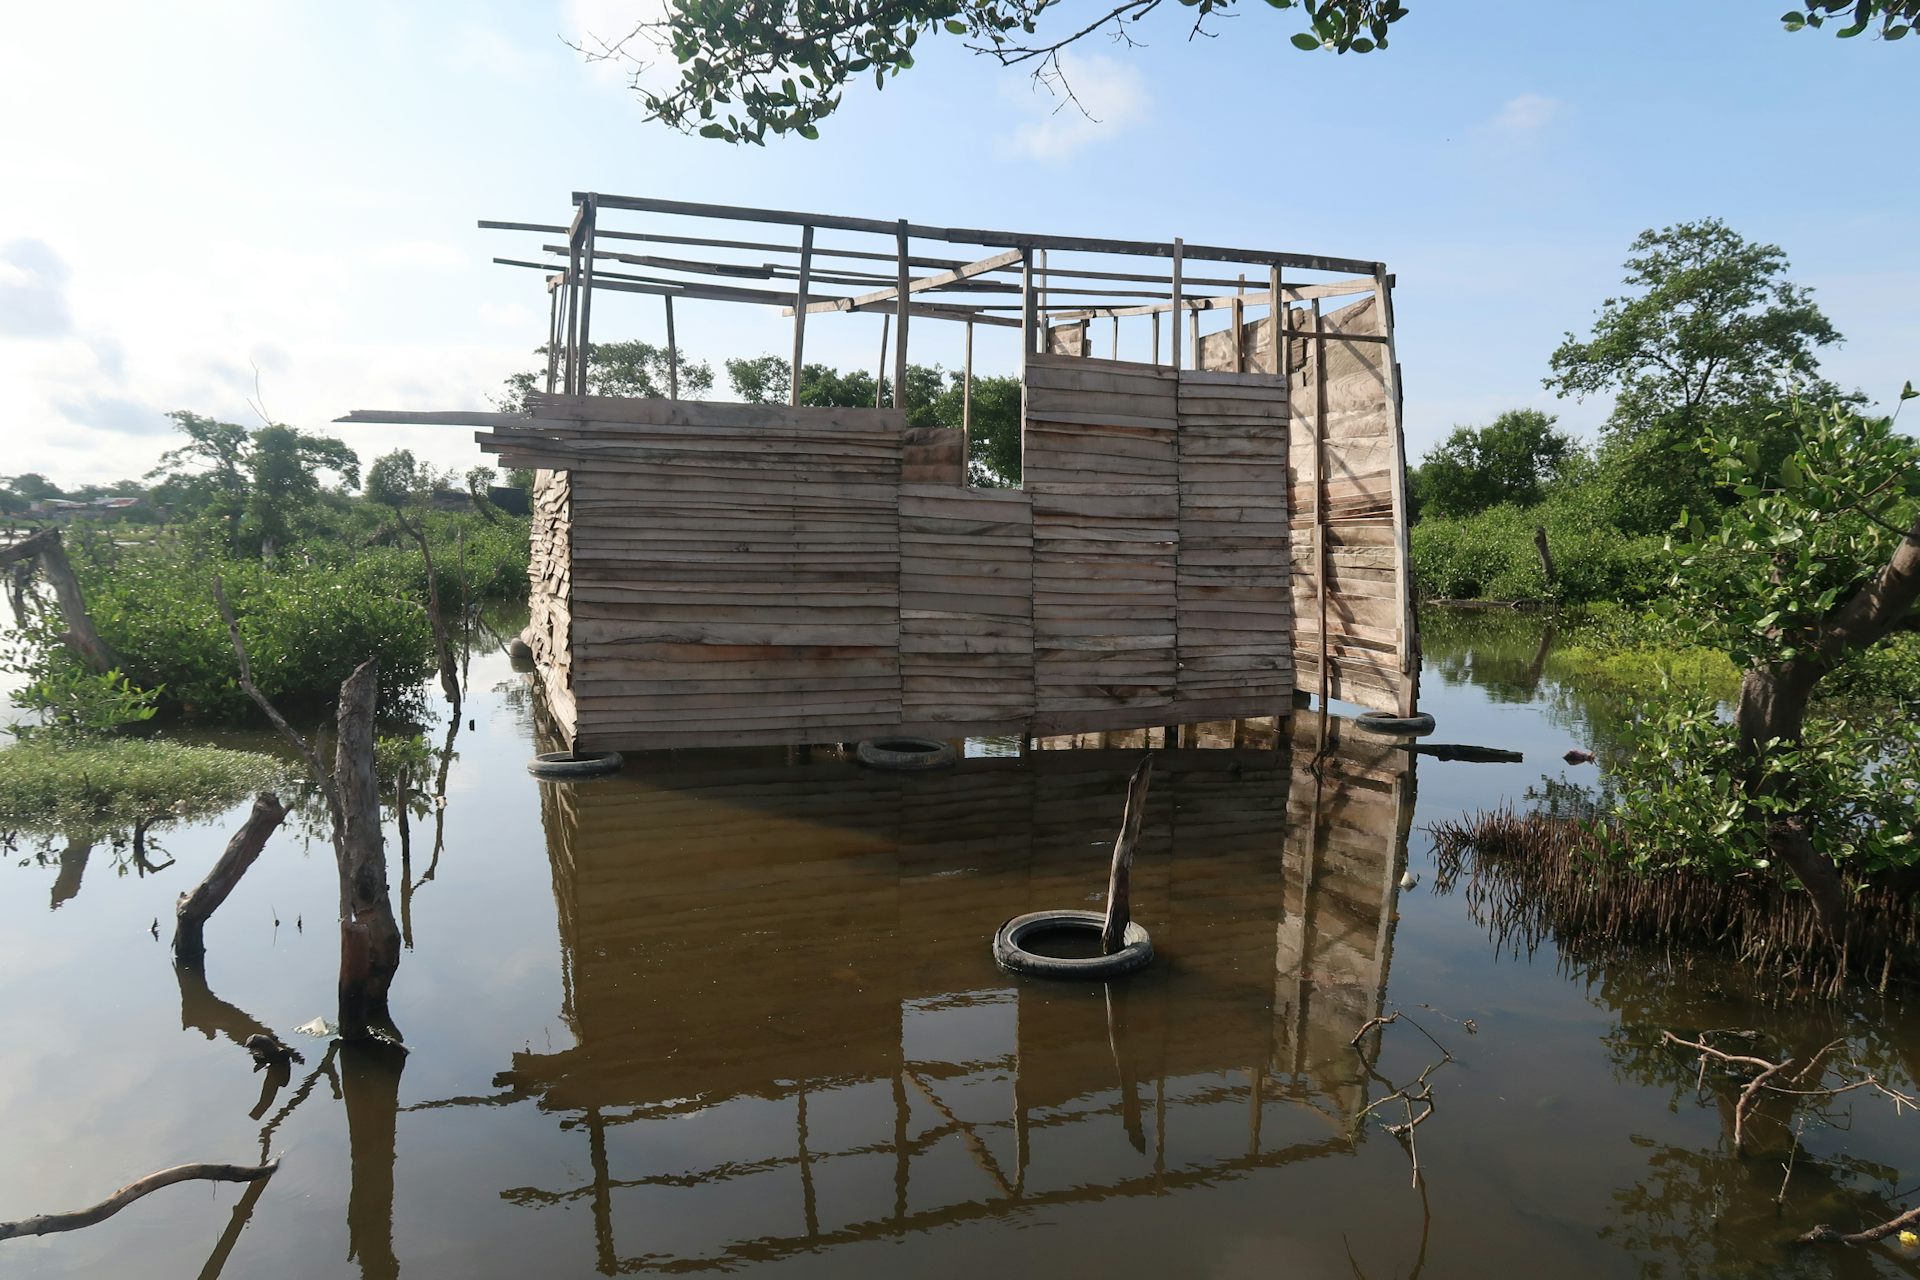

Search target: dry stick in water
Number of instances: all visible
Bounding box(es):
[174,792,290,963]
[1101,756,1155,955]
[0,1161,279,1242]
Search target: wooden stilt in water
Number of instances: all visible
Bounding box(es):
[1101,756,1155,955]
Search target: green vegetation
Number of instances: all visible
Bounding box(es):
[0,737,287,838]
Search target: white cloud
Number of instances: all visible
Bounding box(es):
[0,239,73,338]
[1491,92,1562,135]
[1004,53,1149,160]
[447,23,540,81]
[366,241,467,271]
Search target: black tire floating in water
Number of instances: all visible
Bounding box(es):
[992,909,1154,980]
[527,750,624,779]
[1354,711,1437,736]
[855,737,957,771]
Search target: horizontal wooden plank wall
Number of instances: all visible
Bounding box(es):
[1175,369,1293,707]
[455,344,1351,747]
[1023,355,1182,731]
[494,393,907,748]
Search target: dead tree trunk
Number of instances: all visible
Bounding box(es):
[335,659,403,1042]
[0,527,119,674]
[1101,756,1155,955]
[173,793,289,964]
[1734,512,1920,940]
[1532,525,1557,589]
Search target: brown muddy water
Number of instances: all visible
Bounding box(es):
[2,614,1917,1278]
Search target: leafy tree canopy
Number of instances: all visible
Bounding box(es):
[580,0,1912,145]
[147,412,360,554]
[1545,220,1849,535]
[1412,409,1578,520]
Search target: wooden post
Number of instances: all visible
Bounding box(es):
[1232,274,1246,373]
[664,295,678,400]
[1020,249,1036,483]
[961,319,974,485]
[1312,299,1330,712]
[1189,308,1200,372]
[544,278,561,395]
[1078,319,1090,358]
[894,219,910,411]
[576,195,598,394]
[563,230,582,395]
[1168,239,1183,372]
[874,312,891,408]
[1268,264,1284,377]
[1375,268,1418,716]
[1111,316,1120,360]
[1152,312,1161,366]
[173,793,289,964]
[334,659,402,1042]
[790,225,814,407]
[1101,756,1155,955]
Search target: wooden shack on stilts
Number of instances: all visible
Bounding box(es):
[343,194,1419,752]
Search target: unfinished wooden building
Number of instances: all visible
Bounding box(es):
[344,193,1418,750]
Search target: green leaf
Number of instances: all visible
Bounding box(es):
[1901,380,1918,401]
[944,18,966,33]
[698,123,729,139]
[797,123,820,140]
[1290,31,1321,50]
[1782,11,1807,30]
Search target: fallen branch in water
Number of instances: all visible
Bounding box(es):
[0,1160,279,1241]
[1352,1007,1455,1189]
[1799,1202,1920,1245]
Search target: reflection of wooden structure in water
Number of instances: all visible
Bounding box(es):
[489,717,1413,1272]
[342,195,1418,750]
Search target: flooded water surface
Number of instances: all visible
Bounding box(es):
[2,616,1916,1277]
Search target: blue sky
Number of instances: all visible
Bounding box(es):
[2,1,1913,485]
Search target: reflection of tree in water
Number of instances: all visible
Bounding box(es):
[1577,957,1920,1277]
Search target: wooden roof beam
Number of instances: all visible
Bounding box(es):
[787,247,1025,316]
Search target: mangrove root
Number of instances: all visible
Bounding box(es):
[0,1160,279,1242]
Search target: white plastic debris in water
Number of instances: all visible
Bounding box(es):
[295,1017,334,1037]
[1399,871,1419,890]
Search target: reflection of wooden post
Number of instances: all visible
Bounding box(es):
[789,226,813,407]
[336,660,403,1042]
[586,1107,615,1273]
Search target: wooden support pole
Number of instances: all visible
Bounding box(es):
[563,233,582,395]
[1101,756,1155,955]
[1168,240,1183,372]
[1189,308,1200,372]
[789,225,813,407]
[1313,300,1330,712]
[1151,312,1160,366]
[961,319,974,485]
[874,312,891,408]
[1268,264,1283,377]
[1232,274,1246,373]
[1078,318,1090,358]
[544,279,561,395]
[1376,269,1417,716]
[1021,248,1036,484]
[1111,316,1120,360]
[173,793,289,964]
[894,220,910,411]
[664,296,678,400]
[576,195,598,394]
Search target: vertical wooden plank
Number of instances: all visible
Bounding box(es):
[577,195,598,394]
[874,312,891,408]
[1021,248,1036,487]
[961,319,974,486]
[1111,316,1120,360]
[1231,273,1245,373]
[543,277,561,395]
[789,225,814,408]
[1152,312,1161,366]
[1188,308,1199,372]
[1375,269,1417,716]
[664,295,679,401]
[563,238,581,396]
[1078,318,1090,358]
[1268,264,1283,379]
[1312,299,1329,712]
[1168,239,1183,373]
[894,219,910,410]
